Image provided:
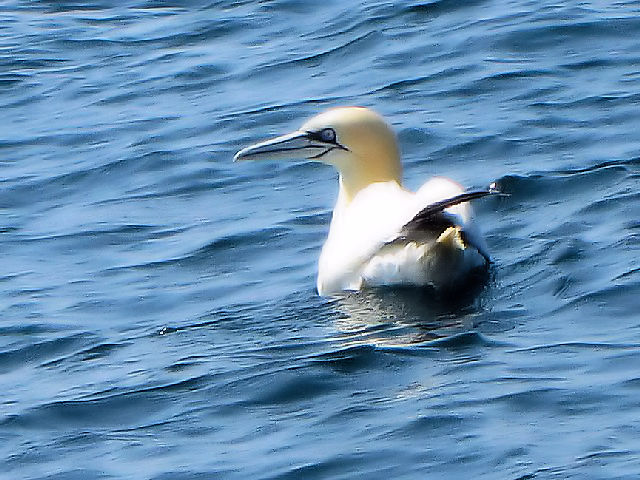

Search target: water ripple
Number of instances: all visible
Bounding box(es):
[3,1,640,478]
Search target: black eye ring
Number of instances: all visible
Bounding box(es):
[320,128,336,143]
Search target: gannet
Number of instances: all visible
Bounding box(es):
[234,107,493,296]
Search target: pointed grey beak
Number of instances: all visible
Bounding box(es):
[233,130,335,162]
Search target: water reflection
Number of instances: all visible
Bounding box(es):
[329,272,490,347]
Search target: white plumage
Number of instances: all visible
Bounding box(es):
[318,177,488,294]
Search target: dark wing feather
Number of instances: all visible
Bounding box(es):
[405,190,493,229]
[382,190,493,258]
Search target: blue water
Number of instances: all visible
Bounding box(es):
[2,1,640,478]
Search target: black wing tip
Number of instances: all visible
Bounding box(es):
[421,188,493,215]
[488,181,510,197]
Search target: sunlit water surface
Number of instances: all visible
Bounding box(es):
[2,1,640,478]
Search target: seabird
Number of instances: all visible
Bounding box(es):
[234,107,493,296]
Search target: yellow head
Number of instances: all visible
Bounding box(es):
[234,107,403,203]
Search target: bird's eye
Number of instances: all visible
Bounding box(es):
[320,128,336,143]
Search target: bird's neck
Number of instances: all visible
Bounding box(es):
[337,160,402,206]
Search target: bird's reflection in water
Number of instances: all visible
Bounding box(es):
[329,271,490,348]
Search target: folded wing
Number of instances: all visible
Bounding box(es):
[388,189,493,262]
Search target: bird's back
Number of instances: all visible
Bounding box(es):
[317,178,488,295]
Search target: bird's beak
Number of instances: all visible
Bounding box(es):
[233,130,333,162]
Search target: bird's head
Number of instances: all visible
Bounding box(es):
[234,107,403,203]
